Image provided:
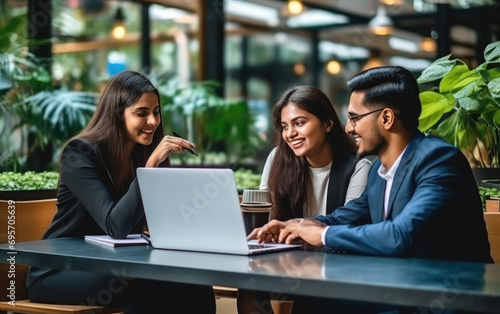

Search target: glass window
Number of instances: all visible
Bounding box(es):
[248,35,275,66]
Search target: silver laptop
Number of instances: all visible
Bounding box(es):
[136,167,302,255]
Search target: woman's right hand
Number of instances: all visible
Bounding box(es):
[146,135,196,167]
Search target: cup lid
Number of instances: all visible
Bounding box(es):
[240,202,271,208]
[241,206,271,213]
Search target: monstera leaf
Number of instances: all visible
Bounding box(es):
[22,90,97,144]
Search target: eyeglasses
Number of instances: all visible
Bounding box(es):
[347,108,385,127]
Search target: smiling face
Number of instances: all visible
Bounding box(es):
[345,91,386,158]
[123,92,161,148]
[280,102,333,167]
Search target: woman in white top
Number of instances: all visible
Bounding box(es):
[262,86,372,221]
[260,147,371,218]
[238,86,372,314]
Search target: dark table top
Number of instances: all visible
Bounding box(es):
[2,237,500,312]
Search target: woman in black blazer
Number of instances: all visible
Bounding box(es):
[27,71,215,313]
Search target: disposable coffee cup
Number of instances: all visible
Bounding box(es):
[241,189,271,235]
[241,210,270,235]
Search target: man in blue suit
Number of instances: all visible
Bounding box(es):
[249,66,492,313]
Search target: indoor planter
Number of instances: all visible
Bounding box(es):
[417,41,500,184]
[0,171,58,200]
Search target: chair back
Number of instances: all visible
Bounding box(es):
[484,212,500,263]
[0,199,57,300]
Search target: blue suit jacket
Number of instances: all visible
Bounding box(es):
[317,132,492,263]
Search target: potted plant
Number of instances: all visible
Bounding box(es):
[417,41,500,184]
[0,6,97,172]
[154,77,266,167]
[417,41,500,263]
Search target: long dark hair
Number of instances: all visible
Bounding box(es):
[268,86,357,220]
[71,71,164,193]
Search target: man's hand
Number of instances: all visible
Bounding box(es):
[279,220,326,246]
[248,218,327,247]
[247,219,291,243]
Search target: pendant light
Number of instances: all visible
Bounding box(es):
[287,0,304,15]
[368,7,394,36]
[111,7,126,40]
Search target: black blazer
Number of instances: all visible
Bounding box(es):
[325,151,360,214]
[28,138,148,288]
[44,138,145,239]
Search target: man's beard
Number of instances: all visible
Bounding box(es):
[356,127,386,158]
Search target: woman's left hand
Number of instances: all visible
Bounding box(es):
[146,135,196,167]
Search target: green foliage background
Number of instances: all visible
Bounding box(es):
[417,41,500,168]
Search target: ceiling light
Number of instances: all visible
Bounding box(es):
[326,60,342,75]
[420,37,437,52]
[363,50,385,71]
[368,7,394,36]
[111,7,126,40]
[380,0,403,5]
[288,0,304,15]
[363,57,385,71]
[294,62,306,76]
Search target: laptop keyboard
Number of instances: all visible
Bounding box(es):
[248,244,275,249]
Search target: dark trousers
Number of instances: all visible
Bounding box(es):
[28,269,216,314]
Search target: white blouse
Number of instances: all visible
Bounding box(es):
[260,148,372,218]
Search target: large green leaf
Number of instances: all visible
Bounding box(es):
[417,54,458,84]
[26,91,97,143]
[481,103,500,129]
[431,110,460,146]
[484,41,500,63]
[434,109,477,151]
[476,63,492,82]
[494,110,500,129]
[458,119,480,152]
[452,81,477,100]
[450,71,482,95]
[439,64,469,94]
[488,77,500,100]
[418,91,454,131]
[489,68,500,80]
[0,13,27,54]
[458,96,482,111]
